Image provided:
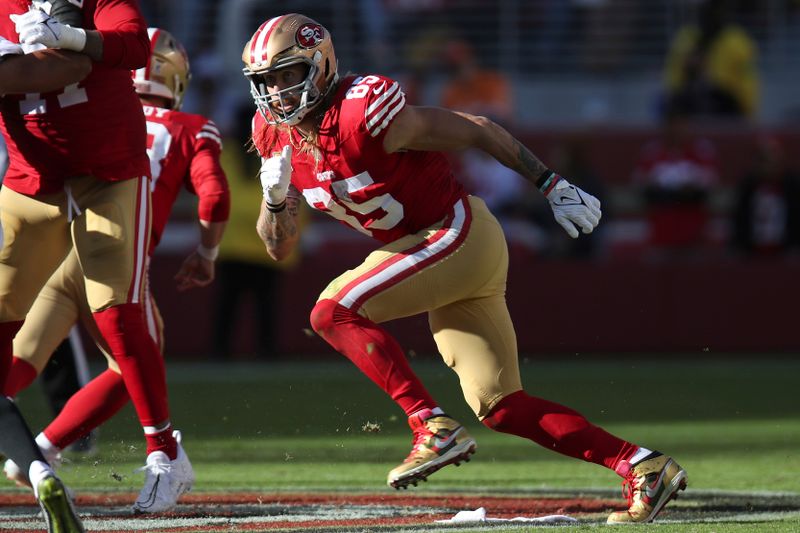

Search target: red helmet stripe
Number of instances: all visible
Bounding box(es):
[144,28,160,81]
[250,15,283,66]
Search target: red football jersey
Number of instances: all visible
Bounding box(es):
[142,105,229,254]
[252,74,464,244]
[0,0,150,194]
[633,138,719,190]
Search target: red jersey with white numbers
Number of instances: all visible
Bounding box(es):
[142,105,229,254]
[0,0,150,194]
[252,74,464,244]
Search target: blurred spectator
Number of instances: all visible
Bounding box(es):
[663,0,759,119]
[211,106,304,360]
[633,108,720,255]
[731,136,800,255]
[440,39,512,121]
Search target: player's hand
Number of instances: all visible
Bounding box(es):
[11,9,86,52]
[34,0,84,27]
[174,251,214,292]
[545,176,602,238]
[260,145,293,210]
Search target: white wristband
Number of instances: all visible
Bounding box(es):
[195,243,219,261]
[64,26,87,52]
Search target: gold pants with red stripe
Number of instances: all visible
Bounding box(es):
[319,196,522,418]
[0,175,151,322]
[12,248,164,375]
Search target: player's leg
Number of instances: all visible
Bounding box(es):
[311,197,502,487]
[41,263,165,463]
[3,248,83,399]
[10,248,91,434]
[435,297,687,523]
[309,198,480,417]
[0,186,71,383]
[0,190,71,465]
[429,200,687,523]
[0,187,82,531]
[2,249,85,485]
[41,292,129,460]
[70,176,191,512]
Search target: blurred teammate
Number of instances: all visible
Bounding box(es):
[0,27,89,533]
[0,1,190,515]
[243,14,687,524]
[2,26,229,512]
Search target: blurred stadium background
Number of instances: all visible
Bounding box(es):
[6,0,800,359]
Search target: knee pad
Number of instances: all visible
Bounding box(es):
[310,299,362,336]
[309,299,337,336]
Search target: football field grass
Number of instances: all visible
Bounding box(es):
[2,356,799,531]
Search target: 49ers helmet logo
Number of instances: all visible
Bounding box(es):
[296,23,324,48]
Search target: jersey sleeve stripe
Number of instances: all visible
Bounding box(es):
[196,132,223,146]
[201,122,221,135]
[366,84,403,132]
[365,82,399,117]
[369,92,405,137]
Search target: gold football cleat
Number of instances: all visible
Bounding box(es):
[387,409,477,489]
[607,453,688,524]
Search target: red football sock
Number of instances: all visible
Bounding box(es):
[483,390,638,471]
[310,299,436,416]
[43,369,129,449]
[93,304,176,458]
[2,357,38,398]
[0,321,23,385]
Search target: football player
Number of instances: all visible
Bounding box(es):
[2,27,230,513]
[243,14,688,524]
[0,0,188,518]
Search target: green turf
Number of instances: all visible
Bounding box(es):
[5,357,800,531]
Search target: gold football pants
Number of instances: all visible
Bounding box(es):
[319,196,522,418]
[0,175,151,322]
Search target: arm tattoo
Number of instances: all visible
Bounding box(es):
[257,199,299,251]
[515,140,548,183]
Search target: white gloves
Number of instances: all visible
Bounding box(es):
[545,176,602,239]
[10,9,86,52]
[260,145,293,210]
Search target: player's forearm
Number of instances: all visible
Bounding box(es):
[81,30,104,62]
[198,220,226,249]
[389,107,550,185]
[256,198,300,261]
[0,49,91,94]
[456,112,550,185]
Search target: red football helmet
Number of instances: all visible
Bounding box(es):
[242,13,338,126]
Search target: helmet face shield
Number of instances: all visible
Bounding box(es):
[243,58,319,126]
[241,14,338,126]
